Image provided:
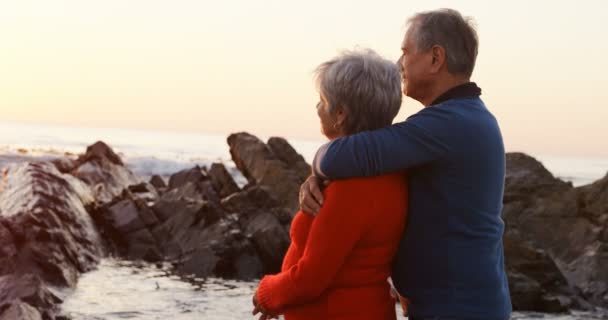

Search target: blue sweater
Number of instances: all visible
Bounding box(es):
[314,94,512,320]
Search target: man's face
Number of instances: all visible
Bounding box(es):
[397,26,433,102]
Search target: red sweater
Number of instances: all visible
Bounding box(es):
[256,173,408,319]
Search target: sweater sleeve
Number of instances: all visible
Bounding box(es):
[255,179,372,313]
[314,110,450,179]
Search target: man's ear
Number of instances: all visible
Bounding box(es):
[430,45,446,74]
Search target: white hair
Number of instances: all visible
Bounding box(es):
[314,48,402,134]
[408,8,479,78]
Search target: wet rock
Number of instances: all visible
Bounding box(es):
[151,183,206,222]
[167,166,220,204]
[127,182,159,204]
[176,219,264,280]
[168,166,205,191]
[0,274,62,313]
[208,163,240,198]
[0,162,102,287]
[0,300,43,320]
[103,199,147,234]
[267,137,311,183]
[149,175,167,190]
[245,212,290,273]
[124,228,162,262]
[50,158,77,174]
[504,231,579,311]
[503,152,608,310]
[78,141,123,166]
[227,132,302,212]
[72,141,140,204]
[221,186,279,217]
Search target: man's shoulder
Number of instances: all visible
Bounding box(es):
[405,97,491,122]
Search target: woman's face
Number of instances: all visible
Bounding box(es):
[316,92,341,140]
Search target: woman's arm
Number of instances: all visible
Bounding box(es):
[255,178,373,313]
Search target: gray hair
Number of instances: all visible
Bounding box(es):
[314,49,402,135]
[408,8,479,78]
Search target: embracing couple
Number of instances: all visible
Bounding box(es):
[252,8,512,320]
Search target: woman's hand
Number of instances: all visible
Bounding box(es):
[252,290,279,320]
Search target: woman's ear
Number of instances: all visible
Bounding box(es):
[335,106,347,127]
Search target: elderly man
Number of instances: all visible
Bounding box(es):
[301,9,512,320]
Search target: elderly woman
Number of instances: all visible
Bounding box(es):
[252,49,408,320]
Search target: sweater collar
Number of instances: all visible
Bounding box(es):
[430,82,482,106]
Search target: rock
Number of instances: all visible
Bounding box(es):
[0,274,62,313]
[168,166,205,191]
[504,231,578,311]
[50,157,77,174]
[176,219,264,280]
[504,153,572,200]
[267,137,311,183]
[221,186,279,217]
[208,163,240,198]
[245,212,290,273]
[78,141,123,166]
[123,228,162,262]
[127,182,159,204]
[0,162,102,287]
[151,183,206,222]
[227,132,302,212]
[0,222,17,275]
[149,175,167,190]
[503,152,608,310]
[104,199,147,234]
[0,300,43,320]
[577,173,608,224]
[167,167,220,204]
[72,141,140,204]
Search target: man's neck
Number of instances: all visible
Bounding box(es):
[422,77,470,107]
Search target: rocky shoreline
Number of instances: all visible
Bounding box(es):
[0,133,606,319]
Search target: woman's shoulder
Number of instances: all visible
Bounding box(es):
[323,172,408,198]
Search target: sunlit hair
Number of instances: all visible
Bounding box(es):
[314,48,402,135]
[408,8,479,78]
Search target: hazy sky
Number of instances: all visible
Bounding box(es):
[1,0,607,157]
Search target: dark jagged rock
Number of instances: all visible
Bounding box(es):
[0,274,62,311]
[151,182,206,223]
[72,141,140,204]
[50,157,77,174]
[127,182,159,205]
[0,162,101,287]
[208,163,240,198]
[176,219,264,280]
[503,152,608,310]
[504,231,585,312]
[220,186,279,217]
[149,175,167,190]
[227,132,302,213]
[267,137,312,183]
[167,166,220,204]
[0,300,43,320]
[245,212,290,274]
[0,274,63,319]
[78,141,123,166]
[168,166,205,190]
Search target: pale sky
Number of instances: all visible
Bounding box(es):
[0,0,607,157]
